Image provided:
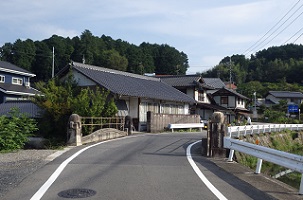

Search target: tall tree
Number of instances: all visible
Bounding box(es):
[155,44,188,75]
[32,41,52,82]
[11,39,36,71]
[99,49,128,71]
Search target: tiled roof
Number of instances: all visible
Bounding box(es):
[0,61,35,77]
[202,78,225,89]
[196,102,229,111]
[156,75,201,87]
[0,83,41,96]
[70,62,195,103]
[156,75,214,89]
[0,101,43,118]
[212,87,249,100]
[268,91,303,98]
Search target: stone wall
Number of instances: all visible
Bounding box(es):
[146,111,200,133]
[82,128,128,144]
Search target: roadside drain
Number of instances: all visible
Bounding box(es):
[58,188,96,198]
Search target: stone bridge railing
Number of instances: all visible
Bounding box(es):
[67,114,129,146]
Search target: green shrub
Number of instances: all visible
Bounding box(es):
[34,77,118,140]
[0,108,38,152]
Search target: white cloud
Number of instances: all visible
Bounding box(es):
[0,0,301,73]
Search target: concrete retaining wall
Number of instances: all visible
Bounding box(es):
[147,111,200,133]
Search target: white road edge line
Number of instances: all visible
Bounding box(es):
[30,135,144,200]
[186,140,228,200]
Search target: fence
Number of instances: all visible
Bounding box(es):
[81,116,125,135]
[224,123,303,194]
[146,111,200,133]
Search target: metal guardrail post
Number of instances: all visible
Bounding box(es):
[224,126,303,195]
[300,175,303,195]
[255,158,263,174]
[227,149,234,162]
[257,125,260,135]
[250,126,254,135]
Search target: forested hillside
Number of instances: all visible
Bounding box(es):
[1,29,302,99]
[202,44,303,98]
[0,30,189,82]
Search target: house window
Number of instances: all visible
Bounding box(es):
[221,96,228,104]
[237,97,241,104]
[198,91,204,101]
[12,77,23,85]
[0,75,4,83]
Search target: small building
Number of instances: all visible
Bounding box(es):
[157,75,229,120]
[58,62,196,131]
[265,91,303,106]
[0,61,42,117]
[210,87,250,123]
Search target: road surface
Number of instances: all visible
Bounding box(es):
[3,132,275,200]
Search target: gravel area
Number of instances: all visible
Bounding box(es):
[0,149,58,198]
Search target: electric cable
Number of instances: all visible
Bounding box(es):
[243,0,302,56]
[283,26,303,44]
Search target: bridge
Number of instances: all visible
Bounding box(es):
[2,118,303,199]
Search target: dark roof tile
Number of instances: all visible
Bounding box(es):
[71,62,195,103]
[156,75,201,87]
[268,91,303,98]
[0,101,43,118]
[0,61,35,76]
[0,83,41,96]
[202,78,225,89]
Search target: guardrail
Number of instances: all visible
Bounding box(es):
[224,123,303,194]
[168,123,204,132]
[227,123,303,138]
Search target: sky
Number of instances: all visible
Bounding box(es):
[1,0,303,74]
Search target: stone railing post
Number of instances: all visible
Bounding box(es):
[209,111,226,157]
[124,115,133,135]
[67,114,82,146]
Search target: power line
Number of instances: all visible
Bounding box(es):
[284,27,303,44]
[243,0,302,56]
[243,0,301,55]
[259,9,303,50]
[283,26,303,44]
[293,32,303,43]
[247,1,303,55]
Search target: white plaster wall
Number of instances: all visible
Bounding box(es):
[235,98,246,108]
[72,71,96,86]
[204,94,211,103]
[129,97,139,118]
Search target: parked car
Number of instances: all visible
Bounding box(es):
[200,118,209,129]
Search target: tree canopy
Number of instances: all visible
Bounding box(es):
[0,29,189,82]
[201,44,303,98]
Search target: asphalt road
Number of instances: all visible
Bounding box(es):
[3,132,275,200]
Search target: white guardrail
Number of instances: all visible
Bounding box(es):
[224,124,303,194]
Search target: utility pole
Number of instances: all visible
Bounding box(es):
[82,54,85,64]
[229,57,232,89]
[253,91,257,120]
[52,47,55,78]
